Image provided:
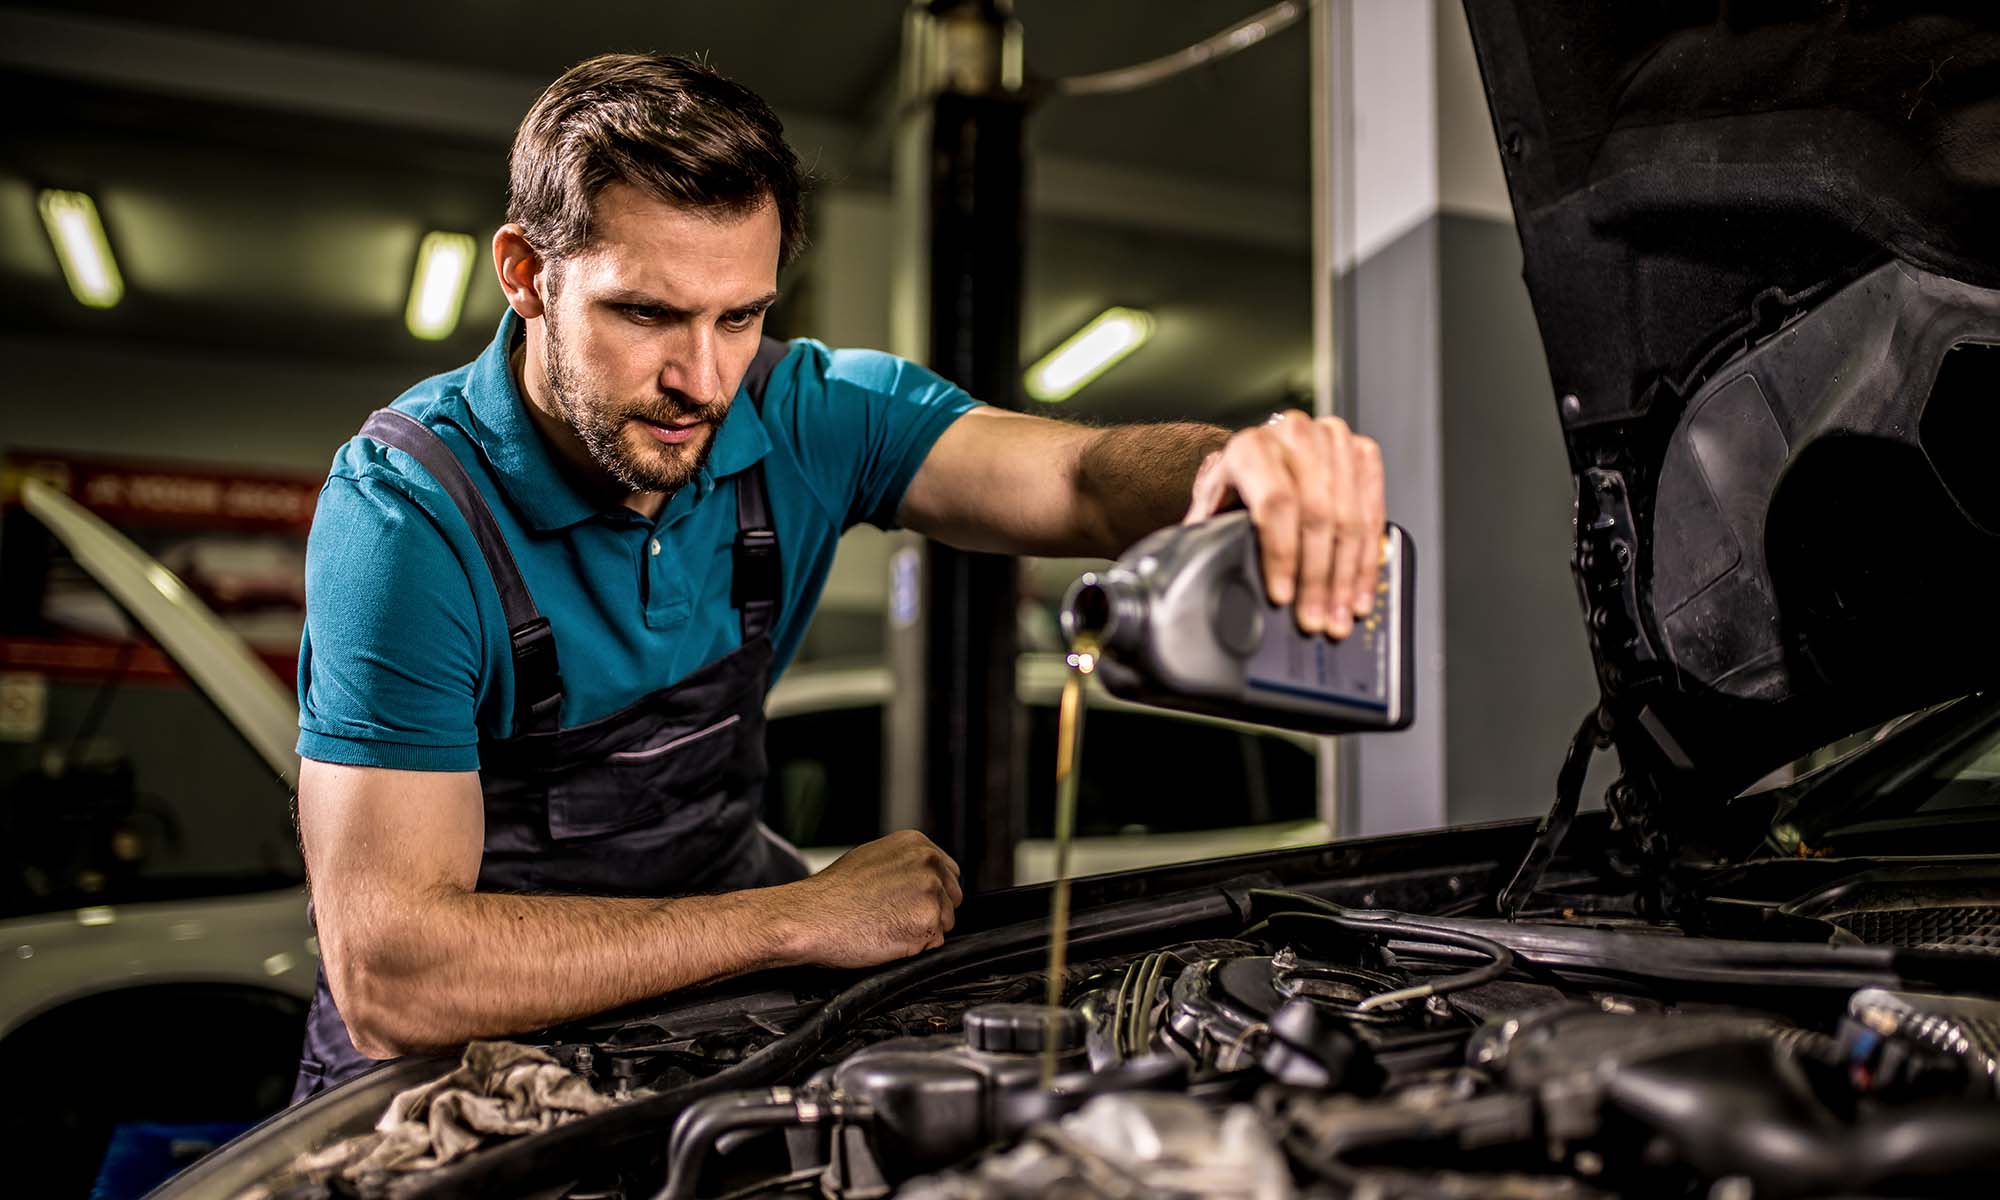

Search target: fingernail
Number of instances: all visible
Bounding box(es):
[1298,605,1323,634]
[1330,613,1352,638]
[1355,594,1373,617]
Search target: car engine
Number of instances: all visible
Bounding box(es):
[474,887,2000,1200]
[206,841,2000,1200]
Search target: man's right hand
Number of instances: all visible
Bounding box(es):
[783,830,964,969]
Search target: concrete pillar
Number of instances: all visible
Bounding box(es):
[1314,0,1448,837]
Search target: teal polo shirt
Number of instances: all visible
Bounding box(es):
[297,312,978,771]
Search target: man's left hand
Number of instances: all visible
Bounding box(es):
[1182,410,1386,638]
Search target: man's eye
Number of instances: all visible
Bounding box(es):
[623,305,666,324]
[721,310,761,332]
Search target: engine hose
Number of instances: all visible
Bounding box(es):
[392,882,1239,1199]
[657,1096,826,1200]
[1243,892,1517,1008]
[1606,1039,2000,1198]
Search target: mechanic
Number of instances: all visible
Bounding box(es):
[291,52,1386,1100]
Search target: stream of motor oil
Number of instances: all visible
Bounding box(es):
[1042,633,1098,1086]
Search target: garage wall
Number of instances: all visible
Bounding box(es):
[1326,1,1602,833]
[1431,0,1602,825]
[1436,214,1600,823]
[0,334,403,476]
[1432,0,1602,824]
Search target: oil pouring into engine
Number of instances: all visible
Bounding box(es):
[1048,512,1417,1080]
[1040,632,1097,1084]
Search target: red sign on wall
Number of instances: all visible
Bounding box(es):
[2,452,321,684]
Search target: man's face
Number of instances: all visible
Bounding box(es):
[536,183,781,497]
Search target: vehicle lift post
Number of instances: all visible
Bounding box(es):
[886,0,1028,895]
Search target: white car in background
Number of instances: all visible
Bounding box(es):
[0,477,316,1196]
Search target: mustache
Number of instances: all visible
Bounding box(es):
[624,394,730,426]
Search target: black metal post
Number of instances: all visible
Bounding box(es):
[918,9,1027,895]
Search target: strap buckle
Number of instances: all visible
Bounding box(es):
[732,528,781,609]
[509,616,564,734]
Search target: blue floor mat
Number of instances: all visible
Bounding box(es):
[91,1121,254,1200]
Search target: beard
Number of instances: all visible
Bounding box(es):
[542,308,729,497]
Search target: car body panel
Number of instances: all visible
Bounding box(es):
[0,886,315,1040]
[796,819,1333,882]
[1459,3,2000,831]
[19,477,299,788]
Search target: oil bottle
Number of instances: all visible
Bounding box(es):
[1059,511,1414,735]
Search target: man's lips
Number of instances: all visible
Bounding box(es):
[637,416,705,445]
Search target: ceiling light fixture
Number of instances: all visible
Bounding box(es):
[1025,306,1155,403]
[405,230,477,340]
[37,189,124,309]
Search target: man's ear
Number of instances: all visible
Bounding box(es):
[493,225,549,319]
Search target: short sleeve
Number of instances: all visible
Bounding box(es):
[767,342,980,531]
[296,470,487,771]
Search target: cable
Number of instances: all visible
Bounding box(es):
[1110,958,1139,1057]
[1054,1,1304,97]
[1132,953,1173,1057]
[1124,952,1165,1057]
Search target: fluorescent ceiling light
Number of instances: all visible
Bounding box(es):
[1025,306,1154,403]
[37,190,124,309]
[406,230,477,340]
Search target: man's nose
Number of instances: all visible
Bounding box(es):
[659,328,720,403]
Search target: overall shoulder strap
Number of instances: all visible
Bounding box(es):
[731,337,789,644]
[359,410,563,737]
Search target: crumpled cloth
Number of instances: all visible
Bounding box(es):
[278,1041,614,1192]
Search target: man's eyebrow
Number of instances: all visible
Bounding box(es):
[598,289,685,312]
[596,289,780,313]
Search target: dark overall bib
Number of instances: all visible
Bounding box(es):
[292,339,808,1102]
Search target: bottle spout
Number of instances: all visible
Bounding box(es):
[1060,572,1137,649]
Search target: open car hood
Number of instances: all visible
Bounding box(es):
[1460,3,2000,833]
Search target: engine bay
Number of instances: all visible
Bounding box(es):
[286,850,1996,1200]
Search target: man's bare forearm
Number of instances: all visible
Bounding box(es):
[1073,421,1230,555]
[331,883,801,1056]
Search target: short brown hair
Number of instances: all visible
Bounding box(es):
[508,53,808,267]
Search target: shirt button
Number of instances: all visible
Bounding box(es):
[649,538,662,557]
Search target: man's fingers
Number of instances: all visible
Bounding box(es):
[940,867,964,908]
[1182,451,1228,524]
[1272,416,1335,634]
[1351,436,1386,616]
[1186,413,1385,631]
[1315,417,1358,638]
[1226,437,1302,608]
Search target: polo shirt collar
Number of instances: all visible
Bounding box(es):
[461,312,772,532]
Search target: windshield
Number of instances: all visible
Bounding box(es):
[1,506,302,918]
[1778,693,2000,853]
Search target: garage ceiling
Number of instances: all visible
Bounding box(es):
[1,1,1312,422]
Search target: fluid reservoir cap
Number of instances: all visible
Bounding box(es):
[963,1003,1084,1055]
